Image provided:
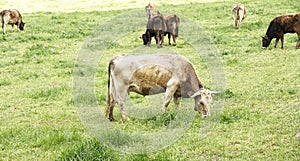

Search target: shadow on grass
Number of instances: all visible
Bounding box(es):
[57,139,117,161]
[57,138,173,161]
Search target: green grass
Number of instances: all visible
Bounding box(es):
[0,0,299,160]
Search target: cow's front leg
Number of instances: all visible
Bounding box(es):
[296,33,300,49]
[296,38,300,49]
[2,24,6,34]
[11,24,14,32]
[163,79,179,113]
[160,33,165,47]
[274,38,280,48]
[280,36,284,49]
[173,94,180,111]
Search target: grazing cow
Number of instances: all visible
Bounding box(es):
[145,3,161,20]
[262,13,300,49]
[141,15,167,48]
[164,14,180,46]
[1,9,25,34]
[232,3,246,29]
[106,54,218,121]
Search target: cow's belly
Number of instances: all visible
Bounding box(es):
[128,65,172,96]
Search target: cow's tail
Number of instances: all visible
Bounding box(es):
[175,15,180,37]
[106,54,126,117]
[105,59,114,117]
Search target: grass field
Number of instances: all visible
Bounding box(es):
[0,0,299,160]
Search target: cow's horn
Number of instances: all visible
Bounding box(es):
[190,91,201,98]
[210,90,221,94]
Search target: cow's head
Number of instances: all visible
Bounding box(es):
[190,89,219,118]
[19,21,25,31]
[140,34,148,45]
[262,35,271,48]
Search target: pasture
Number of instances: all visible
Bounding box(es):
[0,0,299,160]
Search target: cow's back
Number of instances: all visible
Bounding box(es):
[273,14,300,33]
[1,9,22,24]
[147,16,167,31]
[113,54,189,76]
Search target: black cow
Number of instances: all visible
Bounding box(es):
[262,13,300,49]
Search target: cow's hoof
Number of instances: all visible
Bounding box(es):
[173,44,176,46]
[108,117,115,122]
[122,114,130,121]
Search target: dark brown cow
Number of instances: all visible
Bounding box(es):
[1,9,25,34]
[141,15,167,48]
[262,13,300,49]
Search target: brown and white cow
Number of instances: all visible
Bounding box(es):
[232,3,246,29]
[262,13,300,49]
[1,9,25,34]
[105,54,218,121]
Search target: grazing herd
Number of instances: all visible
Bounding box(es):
[141,3,180,48]
[1,3,299,121]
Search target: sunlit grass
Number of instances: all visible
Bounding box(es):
[0,0,299,160]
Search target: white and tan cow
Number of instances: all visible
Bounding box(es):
[105,54,218,121]
[232,3,246,29]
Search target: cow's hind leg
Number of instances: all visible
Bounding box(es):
[296,32,300,49]
[172,33,176,46]
[274,38,280,48]
[168,33,171,45]
[115,88,130,121]
[280,36,284,49]
[106,100,116,121]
